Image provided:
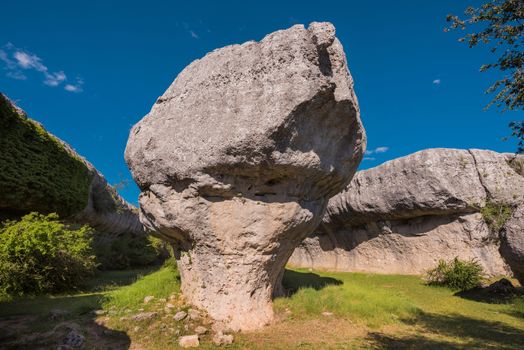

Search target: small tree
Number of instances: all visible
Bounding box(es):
[446,0,523,153]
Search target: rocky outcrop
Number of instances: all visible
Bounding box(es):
[0,93,144,236]
[125,22,365,330]
[501,204,524,283]
[290,148,524,277]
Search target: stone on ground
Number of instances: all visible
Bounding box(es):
[173,311,187,321]
[212,332,234,346]
[178,335,200,348]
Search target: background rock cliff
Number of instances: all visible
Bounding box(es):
[0,93,144,236]
[290,148,524,280]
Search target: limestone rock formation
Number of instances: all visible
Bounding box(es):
[501,204,524,283]
[0,93,144,236]
[125,22,365,330]
[290,148,524,277]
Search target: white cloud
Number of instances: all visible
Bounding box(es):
[43,71,66,86]
[189,30,199,39]
[365,146,389,155]
[0,48,26,79]
[13,51,47,71]
[433,79,441,85]
[0,43,83,92]
[363,157,376,161]
[64,78,84,93]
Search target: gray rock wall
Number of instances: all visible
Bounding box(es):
[291,149,524,279]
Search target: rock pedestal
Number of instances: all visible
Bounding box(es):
[125,22,365,330]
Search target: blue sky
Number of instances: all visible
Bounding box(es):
[1,0,522,205]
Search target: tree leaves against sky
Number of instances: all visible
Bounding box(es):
[446,0,523,153]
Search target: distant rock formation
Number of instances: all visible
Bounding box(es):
[0,93,144,236]
[125,22,365,330]
[290,148,524,279]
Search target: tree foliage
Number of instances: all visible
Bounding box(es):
[446,0,523,153]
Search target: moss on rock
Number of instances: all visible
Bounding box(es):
[0,94,91,217]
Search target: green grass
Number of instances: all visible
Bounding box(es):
[2,266,524,349]
[276,270,419,327]
[102,262,180,311]
[0,265,159,317]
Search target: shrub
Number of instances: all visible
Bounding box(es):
[481,202,513,233]
[426,257,484,291]
[92,232,170,270]
[0,212,96,297]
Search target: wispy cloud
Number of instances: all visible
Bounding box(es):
[189,30,199,39]
[363,157,376,161]
[365,146,389,155]
[433,79,441,85]
[64,77,84,93]
[0,43,83,92]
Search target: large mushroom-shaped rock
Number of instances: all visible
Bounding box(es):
[125,22,365,330]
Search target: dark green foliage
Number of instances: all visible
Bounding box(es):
[426,257,485,291]
[0,94,91,217]
[481,201,513,233]
[93,232,170,270]
[0,212,97,297]
[446,1,523,153]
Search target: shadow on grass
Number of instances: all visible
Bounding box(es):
[0,266,161,317]
[281,269,343,296]
[368,311,524,350]
[0,292,132,349]
[455,286,524,305]
[0,267,161,349]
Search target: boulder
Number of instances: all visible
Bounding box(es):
[501,204,524,283]
[125,22,365,330]
[291,149,524,276]
[0,93,145,236]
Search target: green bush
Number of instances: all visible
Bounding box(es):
[0,212,96,297]
[426,257,484,291]
[93,232,170,270]
[481,202,513,233]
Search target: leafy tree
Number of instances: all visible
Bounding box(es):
[446,0,523,153]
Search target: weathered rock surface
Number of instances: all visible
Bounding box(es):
[290,149,524,277]
[126,22,365,330]
[0,93,145,236]
[501,204,524,283]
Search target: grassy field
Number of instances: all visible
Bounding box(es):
[1,264,524,349]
